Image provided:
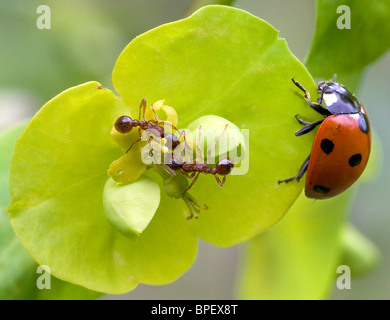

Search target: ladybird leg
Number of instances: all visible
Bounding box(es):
[291,78,309,94]
[294,114,312,126]
[308,101,331,116]
[278,154,310,184]
[296,155,310,181]
[292,78,331,116]
[295,119,324,136]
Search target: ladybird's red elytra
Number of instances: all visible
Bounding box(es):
[279,79,371,199]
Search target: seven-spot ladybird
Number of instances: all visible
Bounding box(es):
[279,78,371,199]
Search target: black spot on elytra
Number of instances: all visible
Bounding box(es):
[349,153,362,167]
[313,185,330,194]
[321,139,334,154]
[358,113,370,134]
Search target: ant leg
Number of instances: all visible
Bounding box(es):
[177,129,187,156]
[160,163,176,176]
[148,142,177,176]
[195,126,204,162]
[150,104,159,122]
[278,154,310,184]
[181,169,197,179]
[186,172,201,192]
[294,115,324,136]
[206,124,228,164]
[214,174,226,187]
[126,138,141,153]
[139,97,147,120]
[177,130,193,162]
[291,78,331,116]
[150,120,178,131]
[177,129,186,146]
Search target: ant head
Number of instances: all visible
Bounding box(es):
[216,158,234,175]
[114,116,133,134]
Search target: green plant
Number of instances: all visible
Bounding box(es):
[1,1,388,299]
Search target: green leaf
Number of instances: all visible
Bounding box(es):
[103,177,160,241]
[237,189,355,300]
[306,0,390,81]
[0,124,101,300]
[0,124,36,300]
[186,0,237,16]
[113,5,318,246]
[8,82,197,293]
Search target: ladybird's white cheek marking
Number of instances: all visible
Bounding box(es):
[323,92,338,106]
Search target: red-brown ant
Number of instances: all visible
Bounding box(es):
[115,99,235,219]
[114,97,180,152]
[114,98,181,175]
[166,125,234,191]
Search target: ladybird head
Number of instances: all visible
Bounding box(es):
[317,81,345,96]
[317,81,361,115]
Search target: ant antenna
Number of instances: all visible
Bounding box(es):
[139,97,147,121]
[206,124,228,163]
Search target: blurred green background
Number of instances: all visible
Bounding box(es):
[0,0,389,299]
